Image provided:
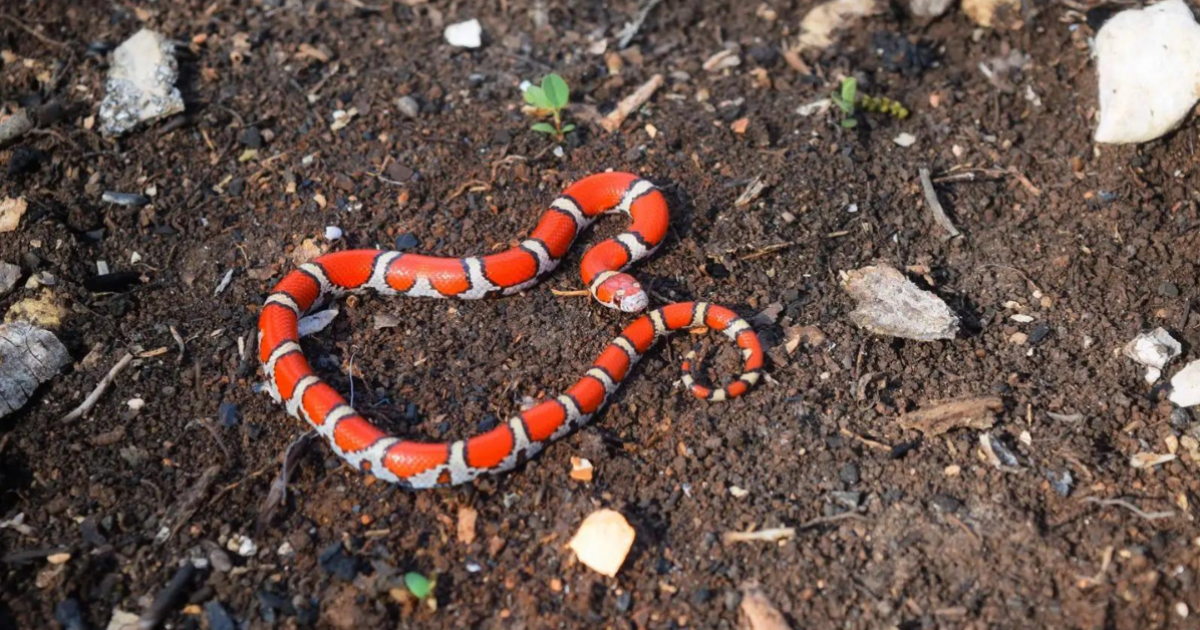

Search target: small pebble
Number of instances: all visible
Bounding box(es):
[394,233,419,251]
[930,493,961,513]
[615,591,633,613]
[838,462,860,485]
[239,127,263,148]
[1159,281,1180,297]
[397,96,420,119]
[324,226,343,241]
[102,191,151,207]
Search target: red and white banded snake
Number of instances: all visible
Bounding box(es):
[257,172,764,488]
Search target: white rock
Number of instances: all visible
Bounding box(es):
[298,308,339,337]
[444,19,482,48]
[568,509,635,577]
[98,29,184,136]
[909,0,954,18]
[796,98,832,117]
[893,132,916,147]
[0,261,20,296]
[1094,0,1200,144]
[841,265,959,341]
[1124,328,1181,384]
[106,609,140,630]
[1170,359,1200,407]
[324,225,342,241]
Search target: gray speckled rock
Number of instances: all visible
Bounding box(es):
[841,264,959,341]
[0,262,19,297]
[0,322,70,417]
[98,29,184,136]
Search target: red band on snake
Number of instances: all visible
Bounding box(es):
[257,172,764,488]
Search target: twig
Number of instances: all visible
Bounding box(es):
[733,175,769,208]
[918,168,961,240]
[615,0,661,49]
[722,527,796,544]
[930,168,1008,184]
[138,563,196,630]
[169,325,186,364]
[550,288,590,297]
[1083,497,1175,521]
[0,13,68,49]
[839,427,892,452]
[600,74,664,133]
[739,241,799,261]
[166,465,222,540]
[61,353,133,421]
[256,431,316,535]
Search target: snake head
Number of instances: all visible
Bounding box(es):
[595,273,648,312]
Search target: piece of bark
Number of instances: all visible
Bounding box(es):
[898,396,1003,436]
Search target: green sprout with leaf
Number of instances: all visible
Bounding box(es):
[831,77,911,129]
[831,77,860,129]
[523,73,575,141]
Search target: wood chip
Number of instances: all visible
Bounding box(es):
[0,196,27,233]
[568,509,635,577]
[898,396,1003,437]
[570,456,594,481]
[1130,452,1176,469]
[739,581,792,630]
[457,506,477,545]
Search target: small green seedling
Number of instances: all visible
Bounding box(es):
[405,571,434,599]
[831,77,911,129]
[523,73,575,140]
[831,77,859,129]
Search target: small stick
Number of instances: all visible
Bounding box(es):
[169,325,186,364]
[739,241,799,261]
[1083,497,1175,521]
[918,168,961,240]
[0,13,68,49]
[138,562,196,630]
[61,353,133,421]
[722,527,796,544]
[600,74,664,133]
[550,288,590,297]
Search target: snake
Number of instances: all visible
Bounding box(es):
[257,172,764,488]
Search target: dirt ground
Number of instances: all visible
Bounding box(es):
[3,0,1200,628]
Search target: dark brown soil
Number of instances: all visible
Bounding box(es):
[3,1,1199,629]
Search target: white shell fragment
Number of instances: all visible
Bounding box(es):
[444,19,483,48]
[568,509,635,577]
[841,265,959,341]
[98,29,185,137]
[1094,0,1200,144]
[1124,327,1182,384]
[1169,359,1200,408]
